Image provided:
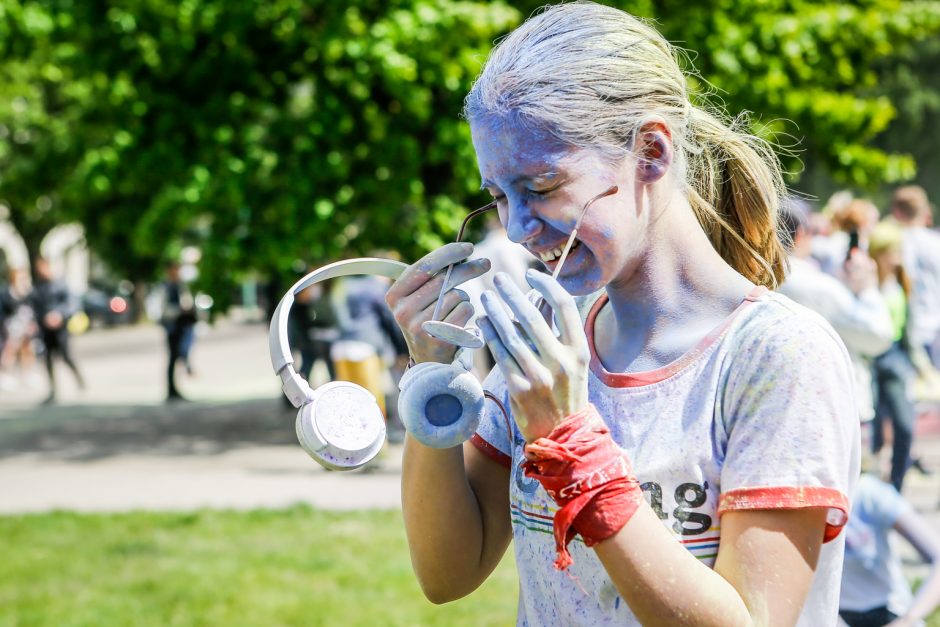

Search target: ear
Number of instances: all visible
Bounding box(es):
[633,118,673,184]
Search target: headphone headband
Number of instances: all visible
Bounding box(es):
[269,258,407,391]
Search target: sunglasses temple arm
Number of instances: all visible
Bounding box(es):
[429,201,498,324]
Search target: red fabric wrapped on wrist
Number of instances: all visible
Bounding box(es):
[522,404,643,570]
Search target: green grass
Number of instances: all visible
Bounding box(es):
[0,506,517,627]
[6,507,939,626]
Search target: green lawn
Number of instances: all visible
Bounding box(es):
[0,506,517,627]
[4,506,939,626]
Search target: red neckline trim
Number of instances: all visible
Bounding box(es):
[587,285,768,388]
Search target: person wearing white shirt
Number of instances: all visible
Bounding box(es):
[778,200,894,422]
[890,186,940,369]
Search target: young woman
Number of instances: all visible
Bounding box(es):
[385,3,859,625]
[867,221,921,492]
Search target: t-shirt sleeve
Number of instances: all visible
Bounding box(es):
[470,367,515,469]
[717,309,860,542]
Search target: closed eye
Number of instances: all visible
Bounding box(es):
[525,185,560,198]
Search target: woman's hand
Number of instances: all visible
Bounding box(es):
[477,269,591,442]
[385,242,491,365]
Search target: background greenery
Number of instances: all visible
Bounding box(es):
[1,0,940,306]
[0,506,518,627]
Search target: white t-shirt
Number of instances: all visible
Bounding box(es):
[902,226,940,349]
[839,473,914,617]
[778,256,893,421]
[472,287,860,626]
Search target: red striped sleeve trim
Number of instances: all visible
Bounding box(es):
[718,486,850,543]
[470,434,512,469]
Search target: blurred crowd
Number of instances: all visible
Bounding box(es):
[779,185,940,627]
[780,185,940,493]
[0,257,86,404]
[0,259,209,404]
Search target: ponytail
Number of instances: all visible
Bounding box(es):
[684,107,787,288]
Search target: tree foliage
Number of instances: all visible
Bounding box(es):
[519,0,940,190]
[1,0,939,306]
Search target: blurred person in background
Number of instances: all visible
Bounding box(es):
[839,472,940,627]
[814,193,881,277]
[778,199,894,425]
[889,186,940,374]
[157,262,197,402]
[30,257,84,404]
[334,273,409,439]
[0,272,7,387]
[286,278,339,396]
[0,268,39,390]
[0,268,38,389]
[868,221,930,491]
[306,280,340,383]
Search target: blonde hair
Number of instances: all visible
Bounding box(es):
[868,221,904,257]
[464,1,787,287]
[869,220,912,298]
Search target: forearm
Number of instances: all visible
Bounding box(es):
[900,568,940,625]
[400,436,488,602]
[595,505,823,627]
[595,504,754,627]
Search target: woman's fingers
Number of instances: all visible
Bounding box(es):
[386,243,490,316]
[425,288,474,328]
[407,257,490,314]
[387,243,471,301]
[477,315,523,380]
[524,269,589,356]
[480,290,552,385]
[491,273,559,364]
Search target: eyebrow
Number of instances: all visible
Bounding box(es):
[480,171,560,190]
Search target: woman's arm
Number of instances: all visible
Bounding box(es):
[886,507,940,627]
[385,242,512,602]
[401,439,512,603]
[594,505,826,626]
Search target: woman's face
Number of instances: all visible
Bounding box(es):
[470,115,645,295]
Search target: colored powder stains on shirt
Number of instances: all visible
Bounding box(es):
[474,289,860,627]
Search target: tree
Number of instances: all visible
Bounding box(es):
[510,0,940,190]
[3,0,940,308]
[872,35,940,211]
[3,0,521,309]
[0,2,90,267]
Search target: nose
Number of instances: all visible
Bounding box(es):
[502,199,543,245]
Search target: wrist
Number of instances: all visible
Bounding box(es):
[522,404,643,570]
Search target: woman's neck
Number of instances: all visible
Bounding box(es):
[594,191,755,373]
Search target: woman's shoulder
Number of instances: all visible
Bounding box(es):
[725,289,852,366]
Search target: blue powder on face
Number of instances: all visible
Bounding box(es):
[424,394,463,426]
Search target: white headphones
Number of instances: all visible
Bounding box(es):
[269,258,407,471]
[270,257,497,471]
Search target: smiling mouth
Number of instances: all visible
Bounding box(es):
[539,240,580,264]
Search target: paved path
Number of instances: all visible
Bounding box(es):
[0,320,402,512]
[2,321,940,560]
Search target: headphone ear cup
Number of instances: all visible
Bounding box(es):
[295,381,386,471]
[398,362,485,448]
